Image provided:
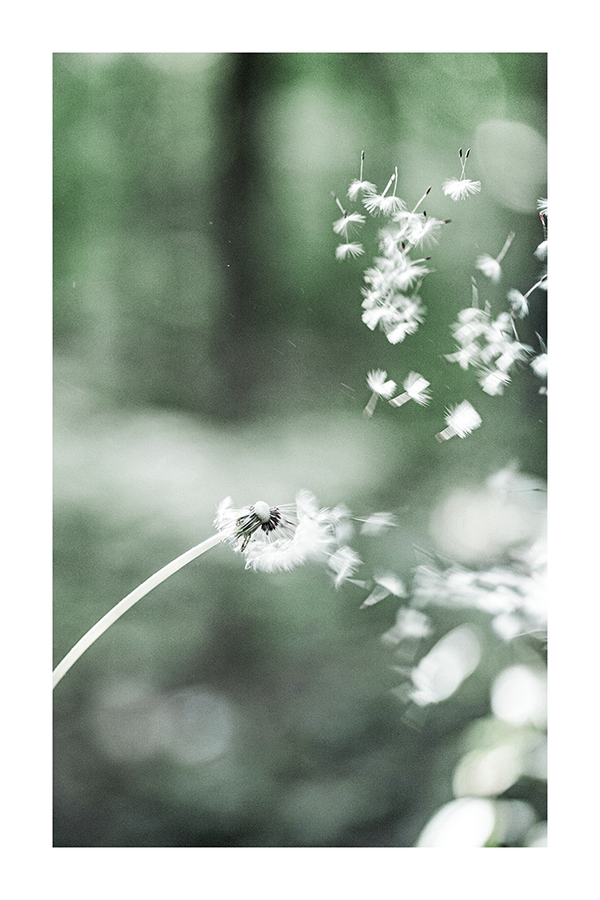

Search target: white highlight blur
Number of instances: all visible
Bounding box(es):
[416,797,496,847]
[409,624,481,706]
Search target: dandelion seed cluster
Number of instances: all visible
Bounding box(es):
[335,150,548,432]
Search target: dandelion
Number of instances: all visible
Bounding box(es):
[363,168,405,216]
[476,231,515,283]
[218,490,337,573]
[364,368,397,417]
[347,150,377,200]
[442,147,481,201]
[389,372,432,408]
[435,400,482,442]
[52,490,336,689]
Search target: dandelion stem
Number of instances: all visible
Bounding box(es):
[411,186,431,214]
[496,231,515,264]
[52,532,224,690]
[525,274,548,299]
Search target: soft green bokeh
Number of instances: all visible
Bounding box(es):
[54,53,546,847]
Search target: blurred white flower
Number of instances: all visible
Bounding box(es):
[534,240,547,261]
[390,371,431,408]
[364,369,397,417]
[436,401,482,441]
[215,491,336,573]
[537,198,548,217]
[335,242,364,261]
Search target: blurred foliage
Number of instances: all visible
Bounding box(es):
[53,52,546,847]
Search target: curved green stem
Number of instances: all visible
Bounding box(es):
[52,532,224,690]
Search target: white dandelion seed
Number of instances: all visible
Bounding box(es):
[507,288,529,319]
[443,177,481,201]
[328,545,362,588]
[531,352,548,380]
[384,317,421,345]
[435,400,482,442]
[508,274,547,319]
[445,343,481,371]
[360,573,407,609]
[364,369,397,417]
[359,512,398,535]
[442,147,481,201]
[363,168,405,216]
[381,607,432,644]
[537,198,548,217]
[476,232,514,283]
[479,367,511,396]
[347,150,377,200]
[389,372,432,408]
[333,211,366,237]
[335,242,365,261]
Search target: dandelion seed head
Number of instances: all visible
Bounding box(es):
[215,490,336,572]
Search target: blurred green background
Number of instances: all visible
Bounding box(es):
[53,53,547,847]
